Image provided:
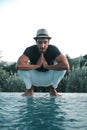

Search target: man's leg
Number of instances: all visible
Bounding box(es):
[18,70,34,96]
[50,70,66,96]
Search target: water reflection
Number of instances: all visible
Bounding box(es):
[17,93,66,130]
[0,93,87,130]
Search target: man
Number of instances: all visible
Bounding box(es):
[16,28,70,96]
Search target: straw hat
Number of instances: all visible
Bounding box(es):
[33,28,52,40]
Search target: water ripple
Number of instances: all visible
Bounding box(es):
[0,92,87,130]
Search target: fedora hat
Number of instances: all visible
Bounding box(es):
[33,29,52,40]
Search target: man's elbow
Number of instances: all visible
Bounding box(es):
[15,63,20,70]
[65,63,70,70]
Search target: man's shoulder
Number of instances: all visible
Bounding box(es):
[24,45,37,54]
[48,45,61,55]
[48,45,58,49]
[25,45,37,51]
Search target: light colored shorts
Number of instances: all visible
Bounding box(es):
[18,70,66,89]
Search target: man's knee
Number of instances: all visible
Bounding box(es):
[53,70,66,77]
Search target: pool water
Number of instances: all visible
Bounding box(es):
[0,92,87,130]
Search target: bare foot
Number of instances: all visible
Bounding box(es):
[22,88,34,96]
[49,87,61,96]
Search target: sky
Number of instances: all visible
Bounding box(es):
[0,0,87,62]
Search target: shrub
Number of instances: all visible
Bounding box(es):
[65,66,87,92]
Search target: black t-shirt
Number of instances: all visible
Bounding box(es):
[23,45,61,72]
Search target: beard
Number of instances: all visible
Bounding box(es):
[39,48,46,53]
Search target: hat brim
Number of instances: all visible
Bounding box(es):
[33,36,52,40]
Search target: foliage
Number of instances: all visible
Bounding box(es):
[0,57,25,92]
[0,71,26,92]
[65,66,87,92]
[0,68,9,91]
[3,62,17,74]
[5,74,26,92]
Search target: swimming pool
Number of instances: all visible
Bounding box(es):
[0,93,87,130]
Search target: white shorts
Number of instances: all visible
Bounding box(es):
[18,70,66,89]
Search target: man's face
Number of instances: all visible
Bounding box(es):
[36,38,49,53]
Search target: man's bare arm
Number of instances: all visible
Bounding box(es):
[16,54,41,70]
[43,54,70,70]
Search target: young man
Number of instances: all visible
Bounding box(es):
[16,28,70,96]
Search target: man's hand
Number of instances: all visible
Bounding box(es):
[36,53,43,67]
[37,53,48,67]
[42,53,48,68]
